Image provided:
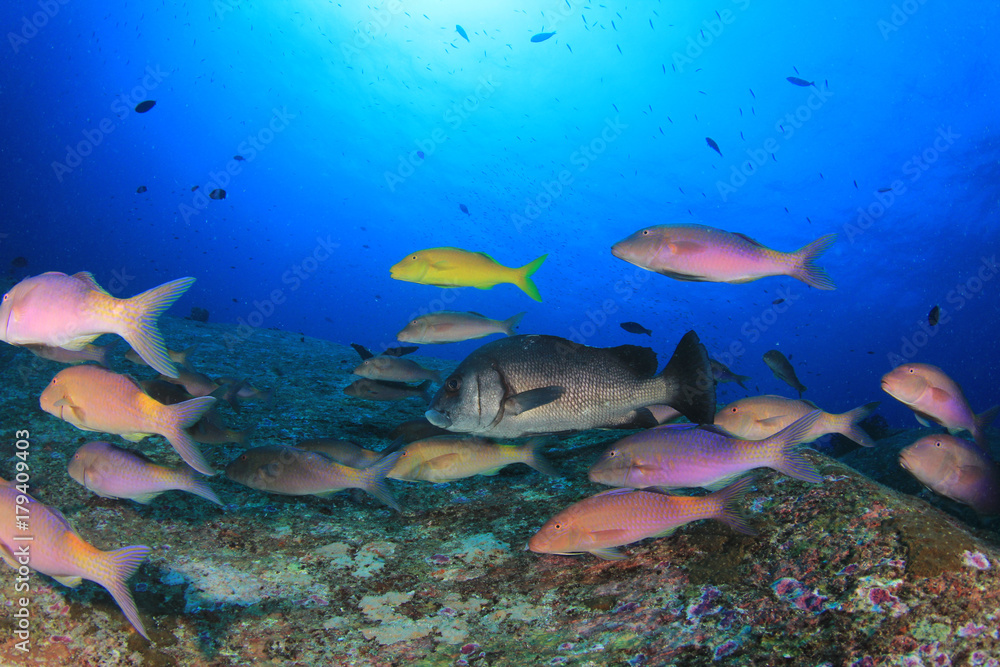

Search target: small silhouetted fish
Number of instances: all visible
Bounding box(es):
[853,180,859,189]
[136,185,147,193]
[383,346,418,357]
[772,298,785,305]
[786,77,814,87]
[209,188,226,200]
[928,305,941,327]
[11,256,28,269]
[877,187,893,193]
[706,137,723,156]
[620,322,652,336]
[456,25,469,41]
[191,185,199,191]
[417,150,425,159]
[763,350,806,397]
[233,155,246,161]
[351,343,374,360]
[531,31,556,42]
[459,203,469,215]
[134,100,156,113]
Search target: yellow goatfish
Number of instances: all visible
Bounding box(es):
[40,365,217,475]
[0,479,151,639]
[390,247,547,302]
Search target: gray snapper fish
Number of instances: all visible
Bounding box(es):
[224,445,402,511]
[763,350,806,397]
[344,378,434,403]
[352,356,442,383]
[425,331,716,438]
[397,311,524,344]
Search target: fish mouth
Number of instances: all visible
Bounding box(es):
[425,409,452,429]
[610,243,625,259]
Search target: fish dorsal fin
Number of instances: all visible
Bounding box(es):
[651,423,699,432]
[609,345,659,376]
[802,399,820,409]
[593,487,635,498]
[468,312,485,317]
[474,252,498,263]
[72,271,112,295]
[734,232,765,247]
[697,424,735,437]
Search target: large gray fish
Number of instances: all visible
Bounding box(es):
[763,350,806,397]
[425,331,715,438]
[344,378,433,403]
[224,445,402,511]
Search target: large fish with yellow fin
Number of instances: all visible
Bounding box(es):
[390,247,547,302]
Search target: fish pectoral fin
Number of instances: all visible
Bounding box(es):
[666,240,705,255]
[914,413,932,427]
[756,415,789,426]
[52,575,84,588]
[504,386,565,416]
[431,260,454,270]
[929,387,952,403]
[424,454,462,470]
[0,542,19,570]
[589,546,627,560]
[121,433,152,442]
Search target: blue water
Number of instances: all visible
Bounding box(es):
[1,0,998,429]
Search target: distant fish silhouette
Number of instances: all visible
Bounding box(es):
[620,322,652,336]
[191,185,199,192]
[417,150,425,159]
[928,305,941,327]
[877,187,893,193]
[531,31,556,42]
[10,256,28,269]
[459,203,470,215]
[233,155,246,162]
[706,137,723,156]
[763,350,806,397]
[136,185,147,193]
[786,76,815,87]
[209,188,226,200]
[456,25,469,42]
[134,100,156,113]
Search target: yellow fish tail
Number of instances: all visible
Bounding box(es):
[98,544,152,640]
[120,277,196,378]
[789,234,836,291]
[162,396,218,475]
[514,254,547,302]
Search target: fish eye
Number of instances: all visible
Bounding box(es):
[908,368,914,373]
[445,377,461,392]
[641,229,650,235]
[553,522,563,529]
[608,450,617,457]
[411,255,418,260]
[239,454,247,461]
[730,406,738,413]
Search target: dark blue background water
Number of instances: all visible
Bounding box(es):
[1,0,997,429]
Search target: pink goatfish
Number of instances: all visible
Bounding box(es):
[611,224,836,290]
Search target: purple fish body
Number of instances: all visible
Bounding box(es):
[589,410,824,490]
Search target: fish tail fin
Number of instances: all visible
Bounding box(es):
[522,438,559,477]
[734,373,752,390]
[975,405,1000,449]
[163,396,217,475]
[765,410,824,483]
[360,451,403,512]
[93,341,113,368]
[833,401,881,448]
[119,277,196,378]
[789,233,836,290]
[660,330,716,424]
[514,255,547,302]
[98,544,152,640]
[175,343,200,371]
[182,469,223,505]
[502,312,526,336]
[710,476,757,535]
